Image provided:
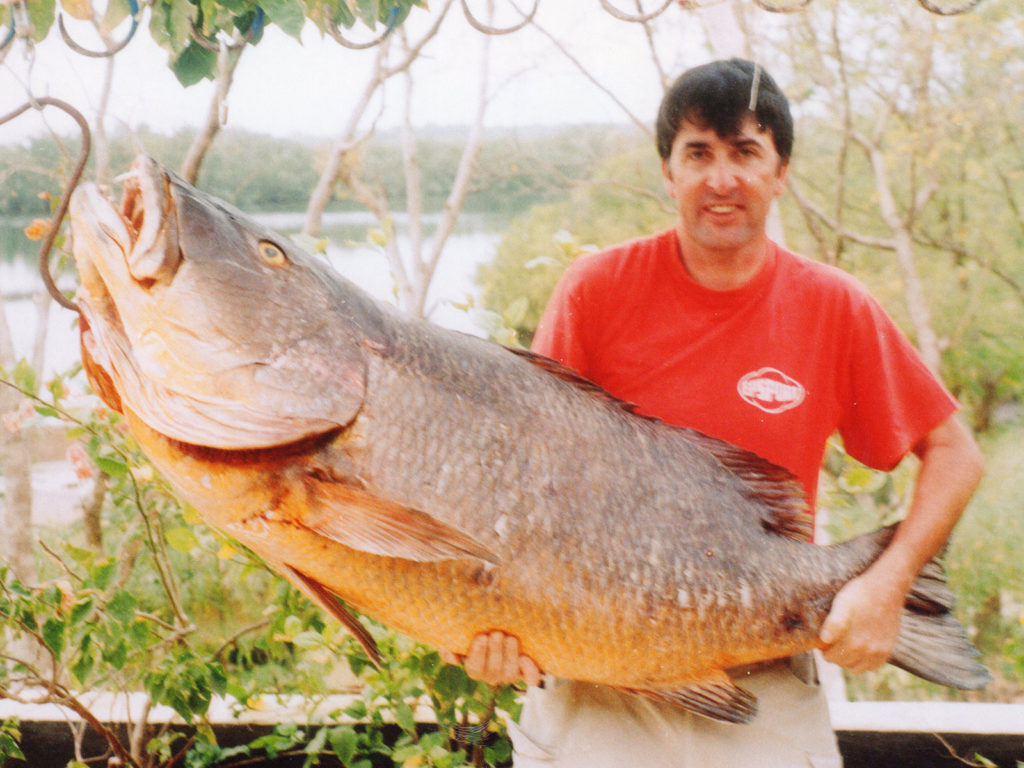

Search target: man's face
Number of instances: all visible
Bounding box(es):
[661,115,789,257]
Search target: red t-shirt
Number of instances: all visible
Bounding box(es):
[531,228,957,512]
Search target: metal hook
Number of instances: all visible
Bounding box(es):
[325,22,394,49]
[460,0,538,35]
[751,0,812,11]
[58,0,140,59]
[0,98,90,313]
[324,2,405,49]
[597,0,674,24]
[916,0,984,14]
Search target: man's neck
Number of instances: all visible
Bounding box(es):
[676,230,773,291]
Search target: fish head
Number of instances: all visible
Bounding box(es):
[70,155,375,449]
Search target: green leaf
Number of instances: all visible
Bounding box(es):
[26,0,56,42]
[71,635,95,684]
[164,526,201,553]
[433,663,471,700]
[209,663,228,696]
[292,630,325,649]
[100,0,133,34]
[343,699,368,720]
[485,737,512,765]
[103,639,128,670]
[261,0,305,38]
[95,455,129,477]
[0,732,26,762]
[89,559,117,590]
[42,617,66,658]
[12,359,36,395]
[393,700,416,734]
[355,0,379,27]
[332,0,356,28]
[129,617,151,646]
[328,726,358,763]
[70,597,94,625]
[171,40,217,86]
[106,591,137,624]
[304,725,329,761]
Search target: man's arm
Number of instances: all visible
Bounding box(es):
[819,414,984,672]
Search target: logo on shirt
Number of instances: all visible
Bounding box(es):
[737,368,806,414]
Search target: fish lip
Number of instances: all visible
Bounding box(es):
[123,156,177,280]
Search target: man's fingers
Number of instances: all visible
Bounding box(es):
[464,633,490,681]
[501,633,520,683]
[520,654,543,687]
[451,630,544,686]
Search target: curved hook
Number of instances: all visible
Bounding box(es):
[0,98,90,313]
[460,0,538,35]
[325,21,393,49]
[325,3,405,48]
[58,0,140,58]
[752,0,812,11]
[917,0,984,14]
[597,0,674,24]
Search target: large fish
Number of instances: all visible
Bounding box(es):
[68,155,989,724]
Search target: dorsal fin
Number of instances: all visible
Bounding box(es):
[506,347,648,414]
[509,346,812,542]
[676,427,812,542]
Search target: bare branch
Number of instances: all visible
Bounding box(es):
[420,22,493,317]
[786,177,897,251]
[180,38,244,184]
[528,18,652,136]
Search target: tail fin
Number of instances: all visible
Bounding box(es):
[889,558,991,690]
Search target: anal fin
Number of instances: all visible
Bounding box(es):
[284,564,382,668]
[623,669,758,724]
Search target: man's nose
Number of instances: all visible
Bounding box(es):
[705,158,740,194]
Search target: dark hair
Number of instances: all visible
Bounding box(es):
[655,59,793,163]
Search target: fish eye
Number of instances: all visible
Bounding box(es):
[258,240,287,267]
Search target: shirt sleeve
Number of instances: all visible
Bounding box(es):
[837,291,958,471]
[531,263,593,378]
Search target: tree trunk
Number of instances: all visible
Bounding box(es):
[860,136,942,375]
[180,42,244,184]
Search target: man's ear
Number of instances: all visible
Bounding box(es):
[773,161,790,197]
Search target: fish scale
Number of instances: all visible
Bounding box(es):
[67,155,991,724]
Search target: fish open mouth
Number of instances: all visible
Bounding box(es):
[69,155,358,450]
[69,156,178,421]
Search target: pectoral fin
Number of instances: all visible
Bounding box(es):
[302,475,500,565]
[624,670,758,724]
[284,564,382,668]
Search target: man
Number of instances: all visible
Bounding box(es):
[447,59,984,766]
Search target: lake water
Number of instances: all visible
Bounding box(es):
[0,210,503,379]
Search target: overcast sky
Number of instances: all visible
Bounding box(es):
[0,4,717,146]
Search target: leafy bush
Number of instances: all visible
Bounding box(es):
[1,365,516,766]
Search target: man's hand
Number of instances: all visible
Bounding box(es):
[440,631,543,687]
[819,568,904,673]
[821,415,985,674]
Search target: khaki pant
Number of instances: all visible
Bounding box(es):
[507,659,842,767]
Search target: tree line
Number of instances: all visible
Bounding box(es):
[0,123,642,219]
